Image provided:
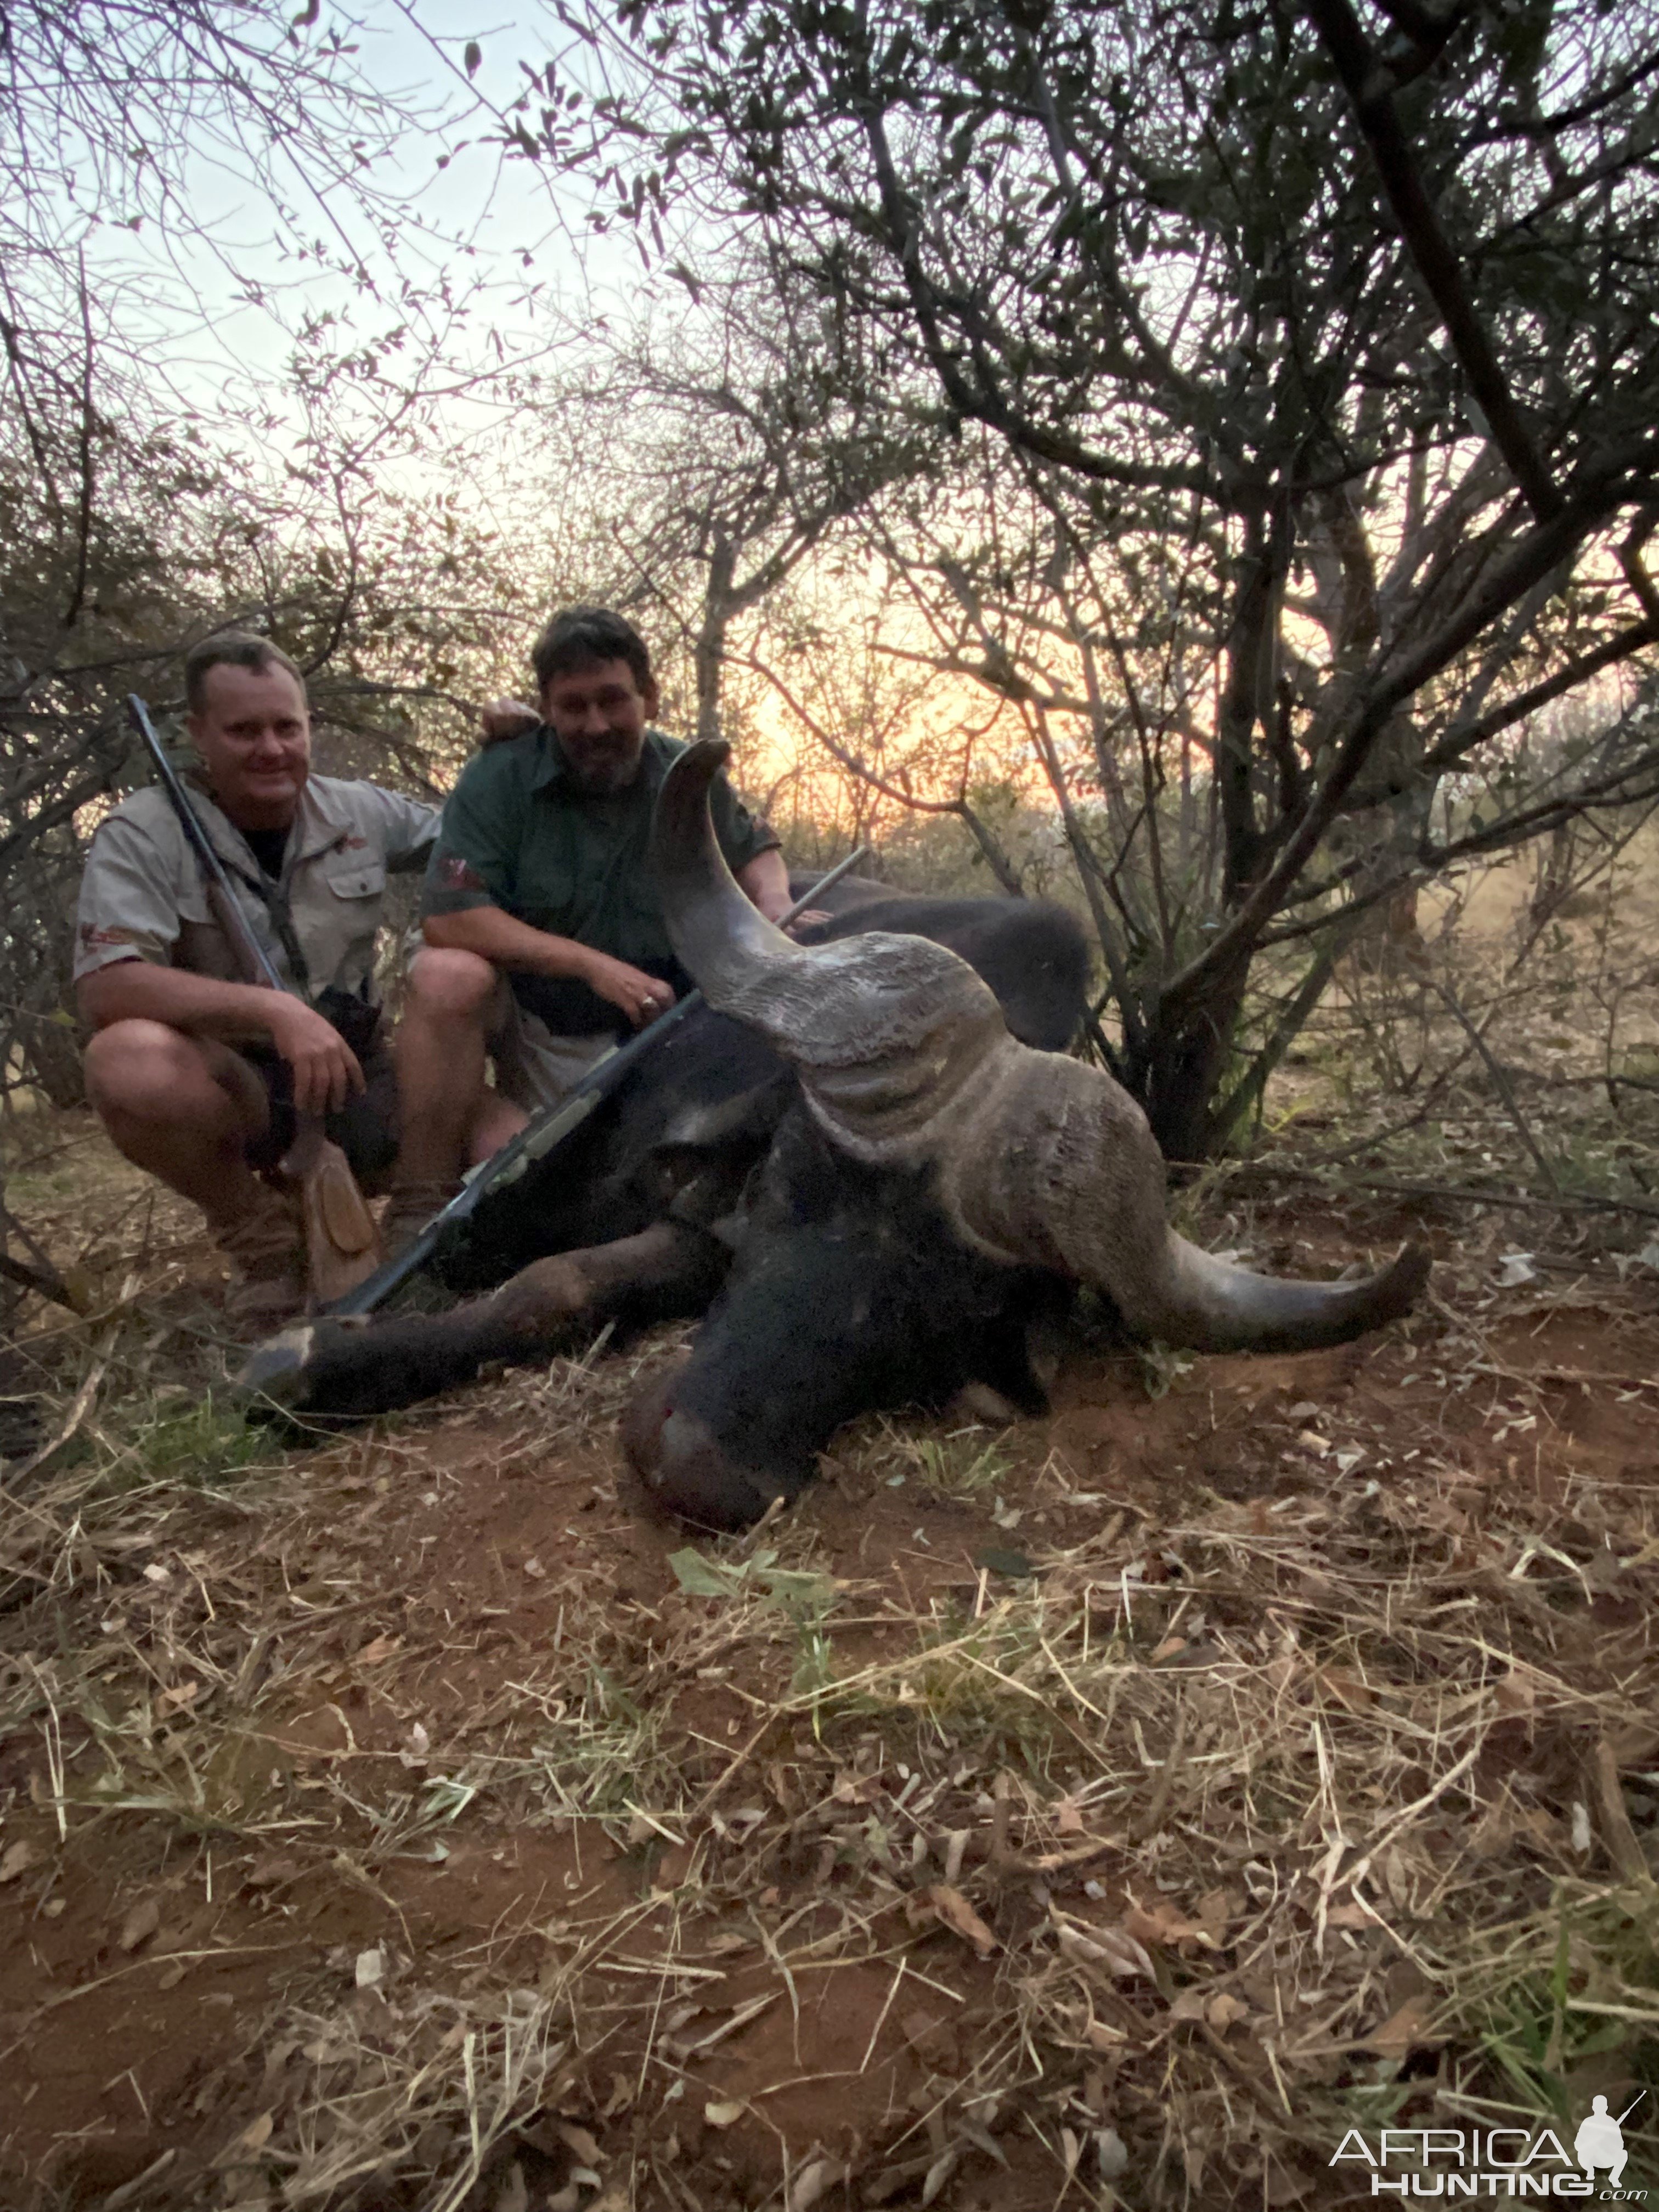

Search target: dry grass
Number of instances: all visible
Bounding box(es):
[1,1220,1654,2210]
[1,871,1656,2210]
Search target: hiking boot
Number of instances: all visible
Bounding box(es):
[216,1187,308,1330]
[379,1180,460,1258]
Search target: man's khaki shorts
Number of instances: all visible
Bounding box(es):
[488,981,618,1114]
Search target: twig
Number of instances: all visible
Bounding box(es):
[1424,978,1560,1191]
[1589,1739,1651,1886]
[0,1249,81,1312]
[1131,1695,1187,1844]
[0,1320,118,1494]
[686,1713,782,1826]
[734,1494,788,1556]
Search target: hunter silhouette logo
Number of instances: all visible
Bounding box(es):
[1576,2095,1644,2192]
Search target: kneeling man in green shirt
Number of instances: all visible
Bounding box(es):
[386,607,790,1243]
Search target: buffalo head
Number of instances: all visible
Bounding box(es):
[624,741,1429,1530]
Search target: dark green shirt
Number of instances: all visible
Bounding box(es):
[424,726,780,1034]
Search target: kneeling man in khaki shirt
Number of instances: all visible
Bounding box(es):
[75,633,441,1324]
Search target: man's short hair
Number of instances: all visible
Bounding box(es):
[184,631,305,714]
[531,608,654,696]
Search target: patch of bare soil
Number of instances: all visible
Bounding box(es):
[1,1131,1656,2210]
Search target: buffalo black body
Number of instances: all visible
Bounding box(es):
[435,888,1084,1290]
[240,892,1091,1476]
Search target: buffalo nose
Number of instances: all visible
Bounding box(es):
[625,1400,776,1534]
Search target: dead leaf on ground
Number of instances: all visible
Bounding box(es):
[1194,1887,1234,1944]
[489,2163,529,2212]
[1606,1722,1659,1769]
[789,2158,847,2212]
[214,2108,274,2166]
[1265,2157,1314,2205]
[1363,1993,1444,2061]
[925,1882,997,1957]
[1318,1667,1375,1712]
[921,2147,959,2208]
[1495,1668,1537,1718]
[354,1634,403,1669]
[558,2123,602,2167]
[0,1840,38,1884]
[599,2072,634,2118]
[1057,1921,1157,1980]
[1124,1896,1214,1949]
[117,1895,161,1951]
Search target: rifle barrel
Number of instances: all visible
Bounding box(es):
[126,695,288,995]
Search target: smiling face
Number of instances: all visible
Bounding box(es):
[187,661,311,831]
[540,656,658,796]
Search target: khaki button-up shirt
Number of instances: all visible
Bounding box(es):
[74,774,439,1003]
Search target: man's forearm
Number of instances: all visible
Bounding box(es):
[78,961,288,1042]
[422,905,601,981]
[736,848,792,923]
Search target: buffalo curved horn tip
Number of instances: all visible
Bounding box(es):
[651,739,799,998]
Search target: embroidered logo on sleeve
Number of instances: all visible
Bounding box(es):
[437,854,488,892]
[80,923,144,949]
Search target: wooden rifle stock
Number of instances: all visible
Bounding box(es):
[126,695,382,1305]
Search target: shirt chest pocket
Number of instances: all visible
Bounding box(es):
[300,858,388,990]
[325,863,387,903]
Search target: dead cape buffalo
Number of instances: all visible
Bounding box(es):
[240,742,1429,1531]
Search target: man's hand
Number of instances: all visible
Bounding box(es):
[478,697,539,747]
[582,952,676,1030]
[748,884,831,935]
[265,997,365,1115]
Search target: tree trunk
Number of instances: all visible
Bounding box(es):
[1126,949,1255,1163]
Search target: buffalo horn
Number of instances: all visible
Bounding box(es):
[652,743,1428,1353]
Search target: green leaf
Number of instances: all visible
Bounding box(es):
[976,1547,1036,1579]
[668,1547,743,1598]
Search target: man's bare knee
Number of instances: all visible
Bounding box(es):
[84,1020,256,1132]
[86,1020,200,1111]
[405,948,498,1024]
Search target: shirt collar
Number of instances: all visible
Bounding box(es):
[290,776,360,862]
[184,771,347,872]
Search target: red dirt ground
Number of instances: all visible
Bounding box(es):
[1,1188,1656,2209]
